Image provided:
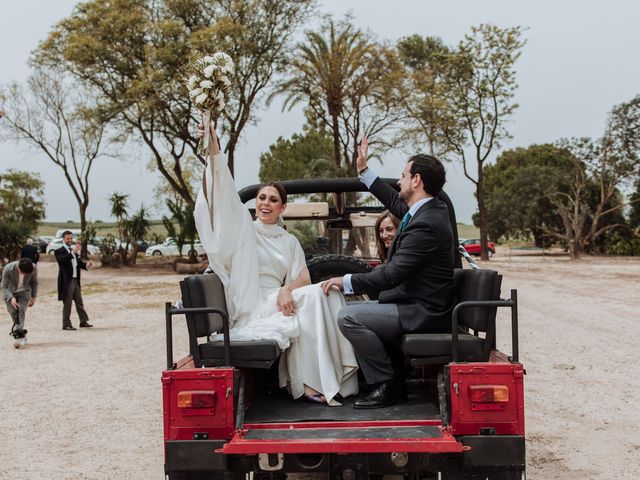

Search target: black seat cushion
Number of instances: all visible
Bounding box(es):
[401,333,484,358]
[199,340,280,363]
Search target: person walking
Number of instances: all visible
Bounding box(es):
[20,238,40,264]
[2,258,37,348]
[55,231,93,330]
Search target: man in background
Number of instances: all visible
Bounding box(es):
[55,231,93,330]
[20,238,40,265]
[1,258,37,348]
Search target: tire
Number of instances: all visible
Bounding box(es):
[306,254,373,283]
[306,254,374,301]
[152,250,162,256]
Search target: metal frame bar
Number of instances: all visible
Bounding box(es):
[451,289,519,363]
[165,303,231,370]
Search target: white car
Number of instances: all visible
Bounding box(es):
[145,238,205,257]
[46,238,100,256]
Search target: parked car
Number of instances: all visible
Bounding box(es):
[459,237,496,256]
[46,238,100,256]
[36,236,54,253]
[136,240,149,253]
[145,238,205,257]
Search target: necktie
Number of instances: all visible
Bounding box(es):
[398,211,412,234]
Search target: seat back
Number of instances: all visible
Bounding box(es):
[180,274,228,339]
[454,268,502,333]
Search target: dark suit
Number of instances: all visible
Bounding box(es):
[338,177,455,384]
[55,246,90,328]
[20,244,40,264]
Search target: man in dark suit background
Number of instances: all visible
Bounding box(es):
[55,230,93,330]
[20,238,40,265]
[322,137,455,409]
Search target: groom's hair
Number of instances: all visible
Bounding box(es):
[408,154,446,196]
[257,182,288,204]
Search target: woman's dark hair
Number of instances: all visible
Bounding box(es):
[257,182,288,204]
[408,154,446,196]
[374,210,399,262]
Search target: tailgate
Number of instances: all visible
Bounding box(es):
[222,422,464,454]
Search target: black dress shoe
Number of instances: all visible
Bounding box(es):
[353,380,403,409]
[63,326,77,331]
[79,322,93,328]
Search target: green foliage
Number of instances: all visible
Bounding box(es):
[0,169,45,234]
[0,222,30,264]
[35,0,313,198]
[483,144,575,245]
[273,16,405,177]
[287,222,318,253]
[162,199,197,260]
[259,129,335,182]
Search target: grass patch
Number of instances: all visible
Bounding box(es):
[457,224,479,239]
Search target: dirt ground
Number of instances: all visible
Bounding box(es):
[0,250,639,479]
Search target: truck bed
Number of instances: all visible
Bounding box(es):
[244,383,440,424]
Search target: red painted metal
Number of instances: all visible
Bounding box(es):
[162,366,236,443]
[449,362,525,435]
[222,426,465,454]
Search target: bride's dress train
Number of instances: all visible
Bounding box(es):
[194,151,358,404]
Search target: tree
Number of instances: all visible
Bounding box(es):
[396,34,462,158]
[274,16,405,179]
[125,205,151,264]
[482,144,574,245]
[162,199,197,261]
[0,69,114,256]
[259,128,335,182]
[106,192,150,265]
[0,169,46,233]
[437,25,526,260]
[36,0,313,202]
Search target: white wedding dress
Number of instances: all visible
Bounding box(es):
[194,151,358,404]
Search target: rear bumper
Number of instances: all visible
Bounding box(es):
[165,435,525,474]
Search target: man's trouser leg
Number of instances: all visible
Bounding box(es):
[6,291,29,337]
[71,279,90,324]
[337,301,402,385]
[62,281,75,328]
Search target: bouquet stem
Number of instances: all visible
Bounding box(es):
[198,110,212,156]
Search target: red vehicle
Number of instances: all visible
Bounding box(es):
[460,238,496,257]
[162,179,525,480]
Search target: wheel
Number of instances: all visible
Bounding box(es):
[306,254,373,283]
[306,254,374,301]
[152,250,162,256]
[489,249,495,258]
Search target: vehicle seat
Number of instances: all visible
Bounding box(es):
[180,274,281,369]
[401,268,502,365]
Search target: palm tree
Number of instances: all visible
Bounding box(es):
[273,17,378,173]
[108,192,129,241]
[126,206,151,265]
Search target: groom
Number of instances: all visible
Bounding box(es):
[322,138,455,409]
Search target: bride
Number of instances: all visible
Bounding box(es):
[194,122,358,405]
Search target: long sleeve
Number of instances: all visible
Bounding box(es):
[1,267,12,302]
[30,269,38,299]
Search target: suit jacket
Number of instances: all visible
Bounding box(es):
[1,261,38,302]
[21,244,40,264]
[55,246,88,301]
[350,177,455,333]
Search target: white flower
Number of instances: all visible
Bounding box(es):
[202,56,214,64]
[189,87,203,98]
[220,63,234,75]
[187,75,199,89]
[200,80,213,89]
[195,93,208,105]
[220,76,231,87]
[203,64,216,78]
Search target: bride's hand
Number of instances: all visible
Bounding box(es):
[197,119,221,155]
[277,286,297,316]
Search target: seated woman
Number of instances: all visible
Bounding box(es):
[194,122,358,405]
[375,210,399,263]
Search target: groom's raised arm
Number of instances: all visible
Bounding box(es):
[357,137,408,219]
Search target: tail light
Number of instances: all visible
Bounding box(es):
[177,390,216,408]
[469,385,509,403]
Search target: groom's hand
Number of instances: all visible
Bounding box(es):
[321,277,344,295]
[356,136,369,173]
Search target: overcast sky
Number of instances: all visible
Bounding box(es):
[1,0,639,223]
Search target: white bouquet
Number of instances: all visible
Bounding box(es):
[186,52,234,155]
